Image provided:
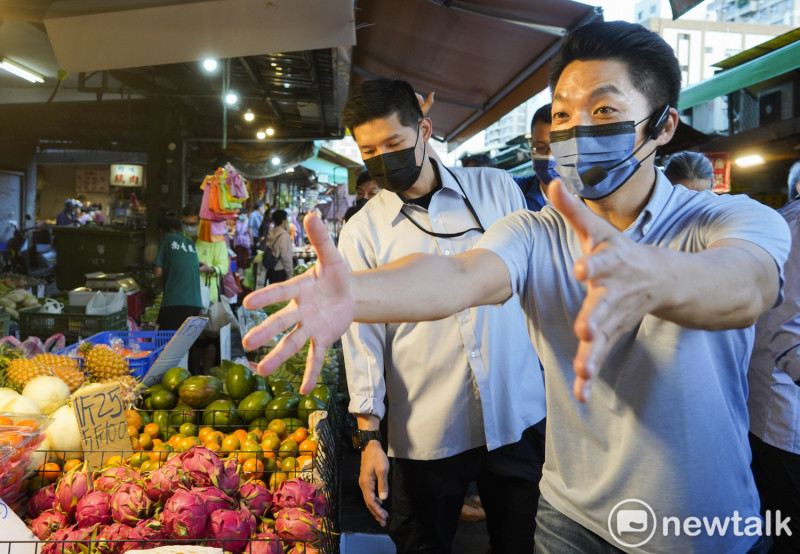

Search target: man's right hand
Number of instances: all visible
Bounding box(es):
[242,213,356,394]
[359,441,390,526]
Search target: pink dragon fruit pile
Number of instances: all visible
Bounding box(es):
[25,446,331,553]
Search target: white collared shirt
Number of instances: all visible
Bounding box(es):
[338,161,546,460]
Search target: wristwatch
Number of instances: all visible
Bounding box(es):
[352,429,382,451]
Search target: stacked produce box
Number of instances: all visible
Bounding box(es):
[0,336,341,553]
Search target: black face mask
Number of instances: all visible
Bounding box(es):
[363,125,425,193]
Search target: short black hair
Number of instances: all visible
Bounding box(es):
[461,154,495,168]
[531,103,552,130]
[549,21,681,112]
[356,171,375,187]
[254,201,264,210]
[342,78,423,135]
[664,152,713,184]
[157,214,182,233]
[181,203,200,218]
[272,209,288,226]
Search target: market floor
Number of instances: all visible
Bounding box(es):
[338,440,491,554]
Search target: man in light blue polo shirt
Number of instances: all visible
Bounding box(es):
[243,21,790,553]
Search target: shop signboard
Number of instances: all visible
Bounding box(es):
[705,152,731,194]
[110,164,144,187]
[75,168,110,193]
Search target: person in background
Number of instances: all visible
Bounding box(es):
[243,21,790,553]
[514,104,553,211]
[265,209,294,283]
[336,78,546,553]
[154,211,202,331]
[664,151,714,192]
[234,208,251,272]
[92,204,105,224]
[248,201,265,255]
[747,160,800,553]
[461,153,495,168]
[343,171,382,223]
[56,199,78,226]
[77,205,94,225]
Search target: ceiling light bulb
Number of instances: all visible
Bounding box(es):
[202,59,218,72]
[225,92,238,105]
[0,58,44,83]
[271,156,281,166]
[283,83,291,89]
[244,110,255,122]
[287,167,295,173]
[735,154,764,167]
[276,66,283,71]
[266,127,275,136]
[270,62,277,67]
[256,130,266,140]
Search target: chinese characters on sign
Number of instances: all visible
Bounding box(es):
[75,169,110,193]
[705,152,731,194]
[110,164,144,187]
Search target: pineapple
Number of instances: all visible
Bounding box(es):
[84,344,129,381]
[4,357,51,390]
[104,375,146,409]
[5,354,85,392]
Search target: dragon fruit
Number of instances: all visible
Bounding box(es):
[75,490,113,527]
[205,508,256,552]
[240,481,273,518]
[162,489,208,539]
[274,507,321,543]
[94,522,134,554]
[289,544,321,554]
[30,509,70,540]
[243,531,282,554]
[56,464,94,518]
[122,518,169,551]
[271,479,326,515]
[192,485,238,513]
[145,464,190,504]
[42,523,100,554]
[111,482,153,525]
[94,466,141,494]
[180,446,223,486]
[215,455,241,494]
[28,483,58,519]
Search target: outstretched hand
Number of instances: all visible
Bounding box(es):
[549,179,659,402]
[242,213,355,394]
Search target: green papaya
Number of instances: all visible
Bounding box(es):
[203,399,241,430]
[310,384,331,405]
[252,375,268,392]
[207,365,230,383]
[238,390,273,424]
[265,393,300,420]
[178,375,223,408]
[161,367,191,393]
[268,378,294,397]
[297,395,326,427]
[169,405,200,427]
[226,364,255,401]
[249,417,271,432]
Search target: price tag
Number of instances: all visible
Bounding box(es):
[36,284,45,298]
[71,383,131,471]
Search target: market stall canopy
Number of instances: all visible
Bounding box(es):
[667,0,705,20]
[678,29,800,111]
[351,0,602,150]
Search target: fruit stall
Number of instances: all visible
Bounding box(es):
[0,324,343,554]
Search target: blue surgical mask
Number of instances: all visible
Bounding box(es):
[532,155,558,185]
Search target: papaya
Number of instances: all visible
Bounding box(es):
[249,417,271,432]
[207,365,230,383]
[226,364,255,401]
[178,375,223,408]
[268,378,294,397]
[203,399,241,430]
[161,367,191,393]
[265,393,300,420]
[310,384,331,405]
[238,390,273,424]
[252,375,268,392]
[297,395,326,427]
[169,405,200,427]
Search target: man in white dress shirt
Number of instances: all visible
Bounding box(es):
[338,78,546,553]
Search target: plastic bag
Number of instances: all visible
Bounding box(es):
[86,287,125,316]
[199,277,211,311]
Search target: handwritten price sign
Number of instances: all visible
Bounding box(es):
[72,382,131,470]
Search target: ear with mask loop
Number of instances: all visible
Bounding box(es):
[580,105,670,188]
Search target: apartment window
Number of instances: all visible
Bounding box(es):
[650,5,656,13]
[706,46,713,53]
[637,10,643,20]
[679,32,690,40]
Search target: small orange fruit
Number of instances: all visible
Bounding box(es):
[143,423,160,437]
[63,458,82,472]
[38,462,61,482]
[291,427,309,444]
[242,457,264,480]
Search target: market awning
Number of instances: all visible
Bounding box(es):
[299,147,361,185]
[678,31,800,111]
[351,0,602,150]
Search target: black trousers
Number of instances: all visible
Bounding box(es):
[387,422,545,554]
[749,433,800,553]
[156,305,201,331]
